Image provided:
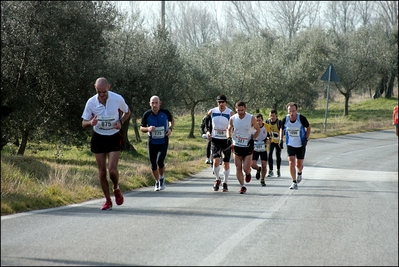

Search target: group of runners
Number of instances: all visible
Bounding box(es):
[202,94,311,194]
[82,78,311,210]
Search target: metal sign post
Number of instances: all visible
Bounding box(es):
[320,63,339,133]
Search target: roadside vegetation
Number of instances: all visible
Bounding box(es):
[2,1,397,156]
[1,96,397,216]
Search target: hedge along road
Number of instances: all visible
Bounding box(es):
[1,130,398,266]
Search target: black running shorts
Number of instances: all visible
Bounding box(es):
[90,131,122,154]
[286,145,306,159]
[233,145,253,157]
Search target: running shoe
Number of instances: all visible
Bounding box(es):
[267,170,274,177]
[277,169,281,177]
[245,173,251,183]
[213,179,221,191]
[289,182,298,189]
[101,199,112,210]
[256,166,261,180]
[222,182,228,192]
[160,177,166,190]
[260,179,266,187]
[113,188,124,205]
[297,173,302,184]
[154,181,160,191]
[239,186,247,194]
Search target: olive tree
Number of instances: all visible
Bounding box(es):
[1,1,119,154]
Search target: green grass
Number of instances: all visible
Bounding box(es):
[1,96,397,216]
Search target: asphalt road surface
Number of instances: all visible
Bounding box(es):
[1,130,398,266]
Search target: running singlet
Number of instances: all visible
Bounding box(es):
[231,112,253,147]
[140,108,173,145]
[253,123,268,152]
[265,119,281,144]
[283,113,307,148]
[210,107,232,139]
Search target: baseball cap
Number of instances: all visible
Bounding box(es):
[216,94,227,101]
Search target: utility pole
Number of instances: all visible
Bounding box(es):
[161,1,165,30]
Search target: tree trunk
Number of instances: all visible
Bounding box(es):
[373,75,387,99]
[344,93,350,116]
[132,118,142,143]
[17,129,29,155]
[385,72,396,98]
[120,118,135,152]
[189,105,195,138]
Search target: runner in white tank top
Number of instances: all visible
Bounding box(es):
[279,102,311,190]
[227,100,260,194]
[205,94,235,192]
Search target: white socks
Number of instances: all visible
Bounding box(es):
[213,165,220,179]
[223,169,230,183]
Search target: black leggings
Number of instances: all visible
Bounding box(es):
[148,141,169,171]
[268,142,281,170]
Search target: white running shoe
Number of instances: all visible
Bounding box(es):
[160,177,166,190]
[297,173,302,184]
[154,181,160,191]
[289,182,298,189]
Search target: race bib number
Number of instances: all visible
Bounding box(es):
[152,126,165,139]
[288,128,300,137]
[214,129,226,138]
[254,141,265,152]
[97,116,115,130]
[234,134,249,146]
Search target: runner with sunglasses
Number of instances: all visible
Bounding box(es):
[205,94,235,192]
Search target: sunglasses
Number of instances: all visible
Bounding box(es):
[218,101,225,104]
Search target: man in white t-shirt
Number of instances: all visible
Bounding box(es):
[81,77,131,210]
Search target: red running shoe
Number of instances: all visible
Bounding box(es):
[113,188,124,206]
[239,186,247,194]
[213,179,221,191]
[101,199,113,210]
[245,173,251,183]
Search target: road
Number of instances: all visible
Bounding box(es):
[1,130,398,266]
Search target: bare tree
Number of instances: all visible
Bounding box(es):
[167,1,219,48]
[305,1,322,28]
[376,0,398,31]
[113,1,160,31]
[324,1,359,34]
[268,1,318,42]
[355,1,377,27]
[224,1,269,37]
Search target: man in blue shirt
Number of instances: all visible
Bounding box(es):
[140,95,175,191]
